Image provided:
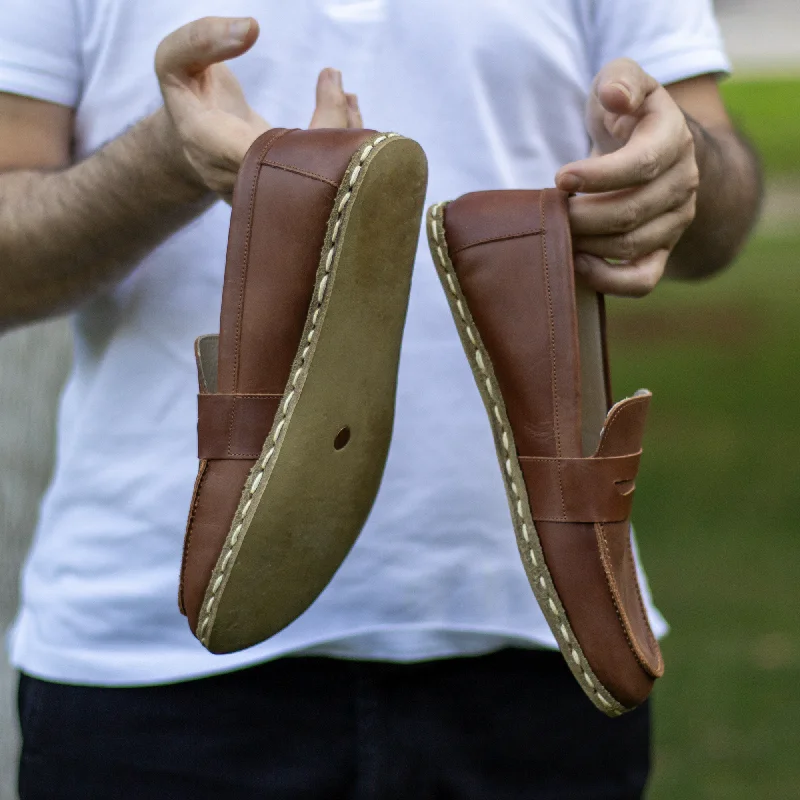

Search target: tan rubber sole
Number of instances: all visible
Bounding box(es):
[426,203,627,716]
[198,134,428,653]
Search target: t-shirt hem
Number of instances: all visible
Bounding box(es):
[8,616,669,687]
[0,64,79,107]
[633,48,732,86]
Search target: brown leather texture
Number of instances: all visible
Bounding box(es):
[443,189,663,709]
[197,394,281,460]
[517,451,641,523]
[180,128,377,630]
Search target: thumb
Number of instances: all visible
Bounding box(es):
[593,58,658,117]
[155,17,259,80]
[309,68,350,129]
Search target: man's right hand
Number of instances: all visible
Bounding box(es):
[155,16,363,202]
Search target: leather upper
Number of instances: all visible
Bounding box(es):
[443,189,663,708]
[180,128,377,631]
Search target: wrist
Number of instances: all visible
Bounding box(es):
[145,108,212,203]
[684,112,716,183]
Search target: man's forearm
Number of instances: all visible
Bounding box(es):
[0,108,212,330]
[668,118,763,280]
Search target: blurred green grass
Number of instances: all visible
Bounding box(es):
[608,77,800,797]
[721,78,800,177]
[610,230,800,799]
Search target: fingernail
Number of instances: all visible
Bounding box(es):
[558,173,583,193]
[609,81,632,103]
[228,19,251,43]
[334,69,343,89]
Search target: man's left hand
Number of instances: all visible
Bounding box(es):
[556,58,699,297]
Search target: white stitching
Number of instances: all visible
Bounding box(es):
[428,205,616,712]
[231,524,243,545]
[198,134,391,642]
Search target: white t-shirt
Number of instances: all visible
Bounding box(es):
[1,0,729,686]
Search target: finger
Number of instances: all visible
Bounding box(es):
[155,17,259,80]
[574,250,669,298]
[309,68,349,129]
[593,58,659,117]
[557,94,691,193]
[346,93,364,129]
[567,157,700,237]
[573,199,696,262]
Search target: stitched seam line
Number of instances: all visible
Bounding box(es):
[180,460,209,616]
[225,397,238,458]
[429,203,618,714]
[628,548,664,673]
[201,394,283,401]
[595,393,661,672]
[197,133,397,643]
[635,559,660,660]
[539,193,568,522]
[231,128,291,391]
[596,521,661,676]
[201,396,281,458]
[262,160,339,187]
[450,228,543,255]
[517,452,642,463]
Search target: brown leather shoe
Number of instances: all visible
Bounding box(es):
[181,128,428,654]
[426,190,663,715]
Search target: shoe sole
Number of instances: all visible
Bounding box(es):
[427,202,627,716]
[197,134,428,653]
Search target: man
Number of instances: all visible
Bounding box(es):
[0,2,760,798]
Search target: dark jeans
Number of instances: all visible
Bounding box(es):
[18,648,651,799]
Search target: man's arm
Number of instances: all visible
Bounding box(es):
[0,17,361,331]
[556,60,762,297]
[666,76,762,280]
[0,102,210,329]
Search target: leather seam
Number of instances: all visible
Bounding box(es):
[517,452,642,464]
[539,193,567,521]
[627,547,664,674]
[262,160,339,188]
[225,396,238,458]
[594,396,661,673]
[231,128,291,392]
[180,459,209,618]
[200,393,283,400]
[595,522,642,665]
[595,521,662,677]
[199,395,281,459]
[449,228,543,255]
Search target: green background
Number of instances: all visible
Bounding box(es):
[613,78,800,799]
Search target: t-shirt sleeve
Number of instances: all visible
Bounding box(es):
[0,0,81,107]
[590,0,731,86]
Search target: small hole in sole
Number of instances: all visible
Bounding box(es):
[334,426,351,451]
